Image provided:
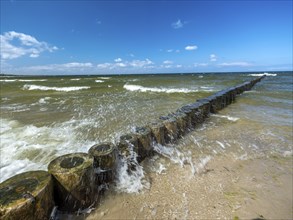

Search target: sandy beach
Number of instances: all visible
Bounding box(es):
[87,153,293,219]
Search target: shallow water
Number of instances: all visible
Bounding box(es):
[0,72,292,192]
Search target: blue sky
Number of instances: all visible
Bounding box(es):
[1,0,292,75]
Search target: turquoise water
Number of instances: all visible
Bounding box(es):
[0,72,292,185]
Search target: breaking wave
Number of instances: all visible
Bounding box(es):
[123,84,199,93]
[0,79,17,82]
[95,80,104,83]
[22,84,90,92]
[0,118,96,182]
[248,73,277,76]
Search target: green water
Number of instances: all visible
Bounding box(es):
[0,72,292,184]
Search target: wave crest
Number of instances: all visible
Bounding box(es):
[123,84,199,93]
[23,84,90,92]
[249,73,277,76]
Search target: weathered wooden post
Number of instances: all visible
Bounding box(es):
[118,134,139,158]
[148,121,167,145]
[196,99,211,118]
[177,105,193,130]
[88,143,118,186]
[118,134,140,173]
[160,116,178,144]
[0,171,54,220]
[135,126,154,161]
[172,111,188,137]
[48,153,96,212]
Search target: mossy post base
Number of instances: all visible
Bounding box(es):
[135,126,154,161]
[118,134,139,158]
[0,171,54,220]
[88,143,117,186]
[48,153,96,212]
[148,121,166,145]
[160,116,178,144]
[118,134,140,173]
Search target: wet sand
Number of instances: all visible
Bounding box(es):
[87,154,293,220]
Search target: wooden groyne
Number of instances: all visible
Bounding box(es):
[0,76,265,220]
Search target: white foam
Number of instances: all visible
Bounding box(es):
[123,84,198,93]
[1,104,31,113]
[248,73,277,76]
[283,150,292,157]
[216,141,226,149]
[200,86,214,91]
[156,163,167,174]
[0,159,46,183]
[196,156,212,173]
[95,80,104,83]
[39,97,51,104]
[115,142,149,193]
[153,144,196,175]
[18,79,48,82]
[99,77,111,80]
[0,118,96,182]
[212,114,239,122]
[0,79,17,82]
[23,84,90,92]
[70,78,81,81]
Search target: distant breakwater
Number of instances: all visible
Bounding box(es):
[0,76,265,220]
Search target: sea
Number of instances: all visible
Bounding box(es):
[0,71,292,197]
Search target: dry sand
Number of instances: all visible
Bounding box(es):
[86,154,293,220]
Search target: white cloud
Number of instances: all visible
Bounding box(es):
[97,59,154,69]
[116,62,127,67]
[194,63,208,67]
[167,49,173,53]
[129,59,153,67]
[27,62,93,71]
[176,64,182,68]
[218,62,253,67]
[114,58,122,62]
[163,60,173,64]
[185,45,198,51]
[210,54,217,62]
[171,19,183,29]
[62,62,93,68]
[0,31,58,60]
[97,63,112,69]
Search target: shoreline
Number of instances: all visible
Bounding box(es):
[87,154,293,219]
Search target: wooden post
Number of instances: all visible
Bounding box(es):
[0,171,54,220]
[48,153,96,212]
[88,143,117,186]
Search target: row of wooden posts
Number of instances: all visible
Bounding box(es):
[0,76,265,220]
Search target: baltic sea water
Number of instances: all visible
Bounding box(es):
[0,72,292,193]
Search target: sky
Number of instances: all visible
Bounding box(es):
[0,0,292,75]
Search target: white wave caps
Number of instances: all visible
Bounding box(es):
[23,84,90,92]
[0,79,47,82]
[248,72,277,76]
[95,80,104,83]
[0,118,95,182]
[124,84,200,93]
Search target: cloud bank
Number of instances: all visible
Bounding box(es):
[0,31,58,60]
